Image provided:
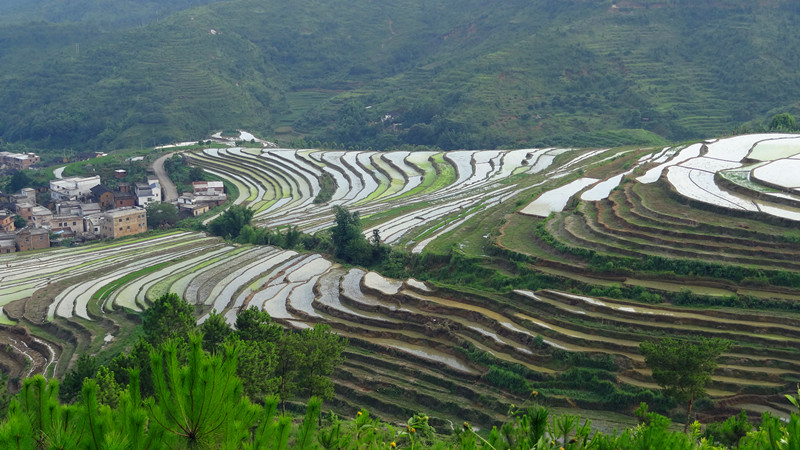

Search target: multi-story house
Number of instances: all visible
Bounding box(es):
[114,183,137,208]
[176,194,211,217]
[0,152,40,170]
[99,207,147,239]
[80,203,101,216]
[51,214,86,234]
[0,209,15,233]
[11,188,36,205]
[30,206,53,229]
[90,185,115,210]
[15,228,50,251]
[135,178,162,207]
[0,235,15,253]
[15,201,34,222]
[54,201,82,216]
[84,213,104,236]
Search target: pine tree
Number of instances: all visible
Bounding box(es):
[640,337,732,432]
[200,310,232,354]
[146,334,261,448]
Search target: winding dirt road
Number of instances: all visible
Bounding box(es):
[152,152,179,202]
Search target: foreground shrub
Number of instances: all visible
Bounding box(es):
[1,338,799,448]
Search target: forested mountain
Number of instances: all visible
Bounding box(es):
[2,0,800,152]
[0,0,223,29]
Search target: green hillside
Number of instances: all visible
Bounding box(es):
[0,0,224,29]
[1,0,800,153]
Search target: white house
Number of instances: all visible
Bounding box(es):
[135,178,162,207]
[50,176,101,202]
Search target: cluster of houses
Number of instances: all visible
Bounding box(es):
[1,175,228,254]
[0,149,229,254]
[0,175,156,254]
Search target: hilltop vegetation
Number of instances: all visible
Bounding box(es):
[0,0,221,28]
[2,0,800,152]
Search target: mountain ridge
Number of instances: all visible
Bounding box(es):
[1,0,799,152]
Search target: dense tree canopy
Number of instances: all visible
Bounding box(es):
[4,170,32,193]
[59,353,98,403]
[141,292,195,347]
[163,154,207,194]
[768,112,798,131]
[148,336,258,447]
[208,205,254,239]
[234,306,282,343]
[331,206,388,266]
[13,215,27,229]
[226,306,348,407]
[94,295,349,415]
[293,324,347,401]
[199,310,232,354]
[145,202,179,229]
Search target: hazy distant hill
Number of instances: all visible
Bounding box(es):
[0,0,223,29]
[1,0,799,152]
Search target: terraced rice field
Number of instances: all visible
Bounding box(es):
[188,146,580,248]
[3,134,800,426]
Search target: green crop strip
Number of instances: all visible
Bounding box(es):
[422,154,456,194]
[92,260,175,301]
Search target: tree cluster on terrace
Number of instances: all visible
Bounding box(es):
[163,154,207,194]
[207,205,392,267]
[59,293,347,416]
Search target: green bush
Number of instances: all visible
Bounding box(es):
[485,366,531,395]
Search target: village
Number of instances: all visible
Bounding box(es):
[0,151,226,253]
